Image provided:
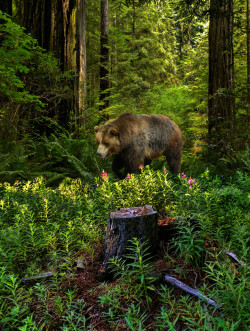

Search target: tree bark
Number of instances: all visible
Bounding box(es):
[103,206,158,269]
[99,0,109,118]
[247,0,250,121]
[208,0,235,156]
[77,0,87,128]
[18,0,78,129]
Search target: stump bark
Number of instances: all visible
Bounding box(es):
[103,205,158,269]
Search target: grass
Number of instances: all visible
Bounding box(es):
[0,167,249,330]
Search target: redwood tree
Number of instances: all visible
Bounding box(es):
[208,0,235,156]
[247,0,250,118]
[17,0,82,130]
[99,0,109,116]
[77,0,87,128]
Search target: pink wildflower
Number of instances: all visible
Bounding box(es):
[43,198,47,203]
[163,168,168,173]
[127,174,131,179]
[188,177,197,188]
[101,170,108,180]
[181,172,186,180]
[139,165,143,169]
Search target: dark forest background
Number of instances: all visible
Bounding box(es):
[0,0,249,183]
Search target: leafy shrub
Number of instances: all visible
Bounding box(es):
[0,11,74,139]
[0,133,102,184]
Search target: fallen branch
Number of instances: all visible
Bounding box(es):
[164,274,222,309]
[223,250,246,266]
[21,272,54,283]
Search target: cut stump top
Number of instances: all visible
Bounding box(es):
[110,205,156,219]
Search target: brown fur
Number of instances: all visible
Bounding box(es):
[94,113,183,179]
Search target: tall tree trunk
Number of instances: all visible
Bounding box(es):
[99,0,109,118]
[20,0,51,51]
[77,0,87,128]
[208,0,235,157]
[18,0,78,130]
[247,0,250,121]
[0,0,12,15]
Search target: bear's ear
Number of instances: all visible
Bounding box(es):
[94,126,100,133]
[109,128,119,136]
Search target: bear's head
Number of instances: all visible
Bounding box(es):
[94,125,120,158]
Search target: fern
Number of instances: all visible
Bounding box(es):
[0,142,30,182]
[41,134,94,180]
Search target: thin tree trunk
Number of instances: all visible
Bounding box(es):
[99,0,109,118]
[77,0,87,128]
[208,0,235,157]
[247,0,250,120]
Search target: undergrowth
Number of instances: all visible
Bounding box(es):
[0,167,249,330]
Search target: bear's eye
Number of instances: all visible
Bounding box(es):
[103,142,109,147]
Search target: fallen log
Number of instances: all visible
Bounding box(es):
[164,274,222,309]
[103,205,158,270]
[21,272,54,284]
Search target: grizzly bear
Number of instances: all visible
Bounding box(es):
[94,113,183,179]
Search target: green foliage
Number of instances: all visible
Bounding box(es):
[0,168,249,329]
[99,238,155,328]
[0,177,102,274]
[171,220,206,267]
[107,0,176,114]
[94,166,176,215]
[0,11,43,106]
[206,255,250,330]
[0,139,31,183]
[140,84,197,126]
[0,133,101,184]
[0,11,74,139]
[33,134,96,183]
[0,268,92,330]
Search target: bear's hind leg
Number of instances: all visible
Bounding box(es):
[165,151,181,174]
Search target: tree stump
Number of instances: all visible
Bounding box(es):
[103,205,158,270]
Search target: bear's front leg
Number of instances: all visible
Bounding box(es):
[124,154,145,177]
[112,154,126,179]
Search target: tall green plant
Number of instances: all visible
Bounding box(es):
[99,238,156,329]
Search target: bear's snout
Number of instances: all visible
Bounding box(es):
[96,145,109,158]
[97,151,104,158]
